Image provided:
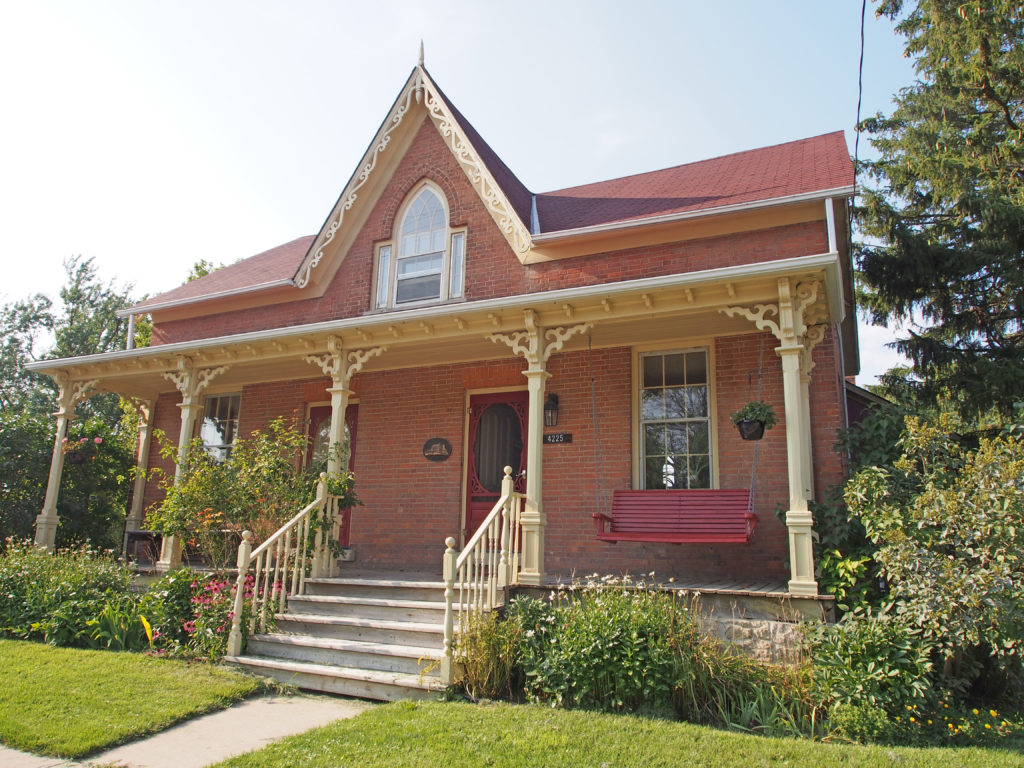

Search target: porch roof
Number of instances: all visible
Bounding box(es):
[27,251,844,401]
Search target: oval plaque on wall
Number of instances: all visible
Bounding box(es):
[422,437,452,462]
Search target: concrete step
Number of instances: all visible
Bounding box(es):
[246,633,441,676]
[304,577,445,601]
[274,612,444,647]
[287,594,448,623]
[225,655,442,702]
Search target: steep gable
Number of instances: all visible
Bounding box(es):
[294,65,534,291]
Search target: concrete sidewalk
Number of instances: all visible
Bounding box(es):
[0,693,372,768]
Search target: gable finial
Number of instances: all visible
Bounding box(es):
[418,39,424,67]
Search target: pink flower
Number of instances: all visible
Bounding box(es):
[94,437,103,444]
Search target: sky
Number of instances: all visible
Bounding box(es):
[0,0,917,384]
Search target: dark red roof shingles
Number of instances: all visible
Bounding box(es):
[131,236,315,312]
[534,132,853,233]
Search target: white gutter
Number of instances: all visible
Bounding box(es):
[115,278,297,318]
[825,198,838,253]
[531,186,855,243]
[27,251,844,373]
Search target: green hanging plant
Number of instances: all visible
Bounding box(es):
[730,401,777,440]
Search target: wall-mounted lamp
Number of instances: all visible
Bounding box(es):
[544,393,560,427]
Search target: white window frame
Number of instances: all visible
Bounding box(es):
[373,181,466,310]
[636,348,714,490]
[199,393,242,461]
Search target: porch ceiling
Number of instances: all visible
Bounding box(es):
[25,252,842,401]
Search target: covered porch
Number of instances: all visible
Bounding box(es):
[27,251,847,598]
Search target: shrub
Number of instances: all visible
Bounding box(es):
[0,539,134,646]
[140,568,204,649]
[184,573,254,660]
[845,415,1024,692]
[806,608,933,714]
[512,577,689,714]
[455,609,525,701]
[146,418,319,569]
[828,702,896,743]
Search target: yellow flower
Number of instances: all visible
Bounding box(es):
[989,709,998,717]
[972,708,980,715]
[927,719,933,725]
[985,723,992,730]
[909,717,916,723]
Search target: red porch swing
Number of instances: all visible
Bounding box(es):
[588,335,762,546]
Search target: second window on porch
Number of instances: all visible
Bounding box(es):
[640,350,711,489]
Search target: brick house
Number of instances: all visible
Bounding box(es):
[29,64,856,692]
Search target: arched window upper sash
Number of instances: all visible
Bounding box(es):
[374,183,466,310]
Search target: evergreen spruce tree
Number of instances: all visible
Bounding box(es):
[856,0,1023,418]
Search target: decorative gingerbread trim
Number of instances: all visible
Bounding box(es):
[295,66,533,288]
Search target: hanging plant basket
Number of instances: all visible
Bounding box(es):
[736,419,766,441]
[730,401,776,441]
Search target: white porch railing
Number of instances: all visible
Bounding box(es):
[226,474,338,656]
[440,466,525,685]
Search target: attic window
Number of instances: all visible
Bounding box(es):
[374,184,465,309]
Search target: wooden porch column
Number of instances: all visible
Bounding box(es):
[160,358,228,571]
[325,382,353,476]
[778,344,817,596]
[520,366,550,585]
[123,399,155,551]
[799,370,815,502]
[34,375,97,550]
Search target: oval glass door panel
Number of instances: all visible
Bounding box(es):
[474,403,523,493]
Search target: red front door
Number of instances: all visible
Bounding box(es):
[465,391,528,540]
[307,404,358,547]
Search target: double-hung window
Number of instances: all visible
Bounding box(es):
[375,184,465,309]
[640,350,711,489]
[200,394,240,461]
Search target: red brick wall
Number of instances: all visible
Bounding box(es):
[151,119,829,345]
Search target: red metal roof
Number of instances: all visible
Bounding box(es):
[534,132,853,233]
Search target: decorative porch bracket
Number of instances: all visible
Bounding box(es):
[721,278,828,597]
[488,309,592,585]
[123,398,156,554]
[305,337,387,577]
[34,373,99,550]
[159,357,229,570]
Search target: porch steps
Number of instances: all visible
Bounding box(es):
[225,575,448,702]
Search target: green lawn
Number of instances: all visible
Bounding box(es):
[215,700,1024,768]
[0,639,266,758]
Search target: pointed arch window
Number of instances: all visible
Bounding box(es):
[374,184,465,309]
